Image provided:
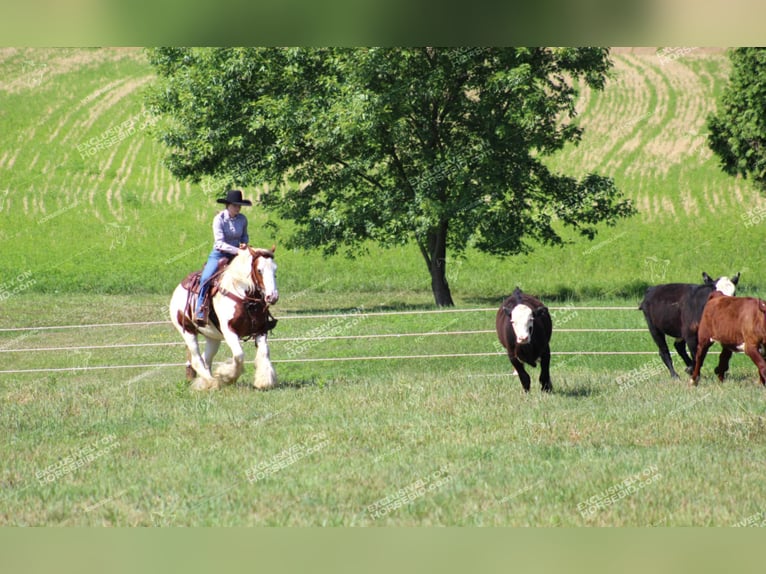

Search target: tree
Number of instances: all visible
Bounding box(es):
[146,47,635,306]
[708,48,766,191]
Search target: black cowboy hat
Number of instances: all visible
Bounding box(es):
[217,189,253,206]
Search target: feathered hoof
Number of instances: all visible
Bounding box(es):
[253,367,277,390]
[214,360,243,386]
[191,377,219,391]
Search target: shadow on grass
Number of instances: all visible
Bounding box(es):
[231,378,319,391]
[553,385,602,398]
[465,280,652,306]
[277,301,441,315]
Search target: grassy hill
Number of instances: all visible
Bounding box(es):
[1,47,764,305]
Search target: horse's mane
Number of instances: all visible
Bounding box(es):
[249,247,275,259]
[218,250,256,294]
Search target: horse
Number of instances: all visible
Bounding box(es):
[169,245,279,391]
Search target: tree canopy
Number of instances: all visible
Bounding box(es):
[146,47,635,306]
[708,48,766,191]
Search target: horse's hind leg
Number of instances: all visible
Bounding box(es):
[185,349,196,381]
[203,337,221,376]
[183,333,217,390]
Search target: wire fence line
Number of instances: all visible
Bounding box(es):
[0,306,640,333]
[0,351,681,375]
[0,306,660,375]
[0,328,649,355]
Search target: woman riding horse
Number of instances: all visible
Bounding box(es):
[196,189,253,325]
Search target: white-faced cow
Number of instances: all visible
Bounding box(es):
[690,292,766,387]
[495,287,552,392]
[639,272,739,378]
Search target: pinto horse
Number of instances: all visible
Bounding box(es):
[169,246,279,391]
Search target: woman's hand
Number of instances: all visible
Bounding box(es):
[239,243,248,249]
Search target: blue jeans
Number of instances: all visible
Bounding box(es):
[196,250,233,315]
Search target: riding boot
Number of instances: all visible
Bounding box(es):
[195,293,209,326]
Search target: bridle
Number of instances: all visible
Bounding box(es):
[216,248,278,339]
[218,248,274,307]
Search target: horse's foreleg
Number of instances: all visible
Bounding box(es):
[214,330,245,386]
[253,334,277,390]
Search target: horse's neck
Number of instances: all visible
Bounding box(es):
[218,257,253,296]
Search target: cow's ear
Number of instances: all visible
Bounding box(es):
[502,306,512,317]
[732,272,740,285]
[533,306,548,318]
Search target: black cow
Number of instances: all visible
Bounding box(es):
[495,287,553,392]
[639,271,739,378]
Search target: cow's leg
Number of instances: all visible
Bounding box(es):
[539,347,552,393]
[690,339,713,386]
[677,335,696,374]
[510,357,532,392]
[253,333,277,390]
[646,326,678,378]
[714,347,733,382]
[744,343,766,386]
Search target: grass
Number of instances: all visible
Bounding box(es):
[2,294,766,526]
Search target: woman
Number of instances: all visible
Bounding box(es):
[196,189,253,325]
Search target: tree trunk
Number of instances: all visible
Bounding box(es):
[419,221,455,307]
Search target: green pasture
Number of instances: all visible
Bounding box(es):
[2,48,766,526]
[2,294,766,526]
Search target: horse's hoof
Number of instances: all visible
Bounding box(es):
[191,378,217,391]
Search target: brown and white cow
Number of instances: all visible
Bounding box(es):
[690,291,766,387]
[496,287,552,392]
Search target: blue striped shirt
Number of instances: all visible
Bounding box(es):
[212,210,249,255]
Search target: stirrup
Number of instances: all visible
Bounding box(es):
[195,304,208,326]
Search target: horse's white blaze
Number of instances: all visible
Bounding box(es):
[511,304,534,344]
[715,277,737,296]
[257,257,279,304]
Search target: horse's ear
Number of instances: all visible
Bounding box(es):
[702,272,713,284]
[732,272,740,285]
[512,286,523,303]
[270,244,276,254]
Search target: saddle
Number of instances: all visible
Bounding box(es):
[179,257,231,329]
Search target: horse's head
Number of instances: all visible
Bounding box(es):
[248,245,279,304]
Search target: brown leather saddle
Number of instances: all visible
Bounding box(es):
[177,255,232,330]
